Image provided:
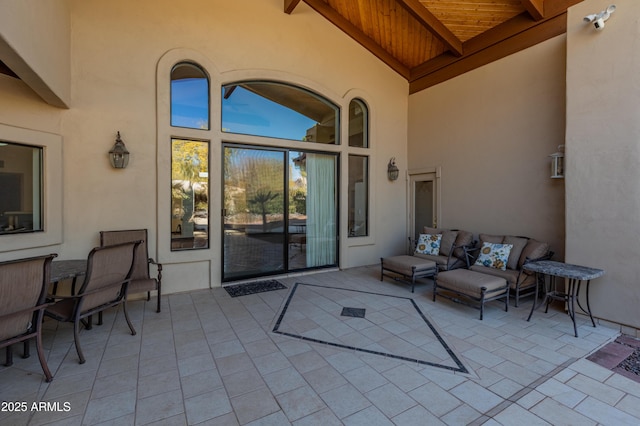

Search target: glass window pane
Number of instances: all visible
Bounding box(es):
[0,142,43,235]
[222,81,339,144]
[348,155,368,237]
[171,62,209,129]
[171,139,209,250]
[349,99,368,148]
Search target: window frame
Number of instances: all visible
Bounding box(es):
[0,124,62,254]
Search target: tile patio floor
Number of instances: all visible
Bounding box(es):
[1,265,638,425]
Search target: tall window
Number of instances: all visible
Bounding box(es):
[171,62,209,129]
[348,155,368,237]
[170,60,210,250]
[348,99,369,237]
[0,142,43,235]
[222,81,339,144]
[348,99,368,147]
[171,139,209,250]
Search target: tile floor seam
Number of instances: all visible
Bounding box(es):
[464,357,579,424]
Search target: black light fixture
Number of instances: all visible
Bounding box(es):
[109,131,130,169]
[387,157,399,181]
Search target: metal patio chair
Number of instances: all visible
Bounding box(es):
[0,254,57,382]
[45,241,140,364]
[100,229,162,313]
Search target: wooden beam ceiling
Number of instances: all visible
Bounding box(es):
[285,0,583,93]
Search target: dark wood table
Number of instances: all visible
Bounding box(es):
[525,260,605,337]
[50,259,86,295]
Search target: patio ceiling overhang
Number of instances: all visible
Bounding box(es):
[284,0,583,94]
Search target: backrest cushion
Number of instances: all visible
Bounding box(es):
[503,236,529,270]
[474,242,513,271]
[453,230,474,258]
[439,229,458,256]
[478,233,504,246]
[518,239,550,268]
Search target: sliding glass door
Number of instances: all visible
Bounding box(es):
[223,145,337,281]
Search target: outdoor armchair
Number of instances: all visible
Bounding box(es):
[100,229,162,312]
[45,241,140,364]
[0,254,57,382]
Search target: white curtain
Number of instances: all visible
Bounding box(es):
[306,153,336,267]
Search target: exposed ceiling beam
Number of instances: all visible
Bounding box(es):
[520,0,545,20]
[297,0,411,79]
[409,12,567,93]
[395,0,463,56]
[284,0,301,14]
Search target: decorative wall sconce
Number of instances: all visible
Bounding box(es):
[109,131,130,169]
[387,157,399,181]
[550,145,565,179]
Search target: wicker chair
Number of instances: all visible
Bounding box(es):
[0,254,57,382]
[45,241,140,364]
[100,229,162,313]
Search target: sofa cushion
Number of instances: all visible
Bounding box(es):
[474,242,513,271]
[453,230,473,258]
[439,229,458,256]
[503,236,529,270]
[478,233,504,246]
[470,264,520,287]
[415,234,441,255]
[518,239,550,269]
[415,252,465,270]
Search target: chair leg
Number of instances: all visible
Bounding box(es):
[22,340,30,359]
[156,283,161,313]
[73,319,86,364]
[123,301,137,336]
[5,346,13,366]
[35,311,53,382]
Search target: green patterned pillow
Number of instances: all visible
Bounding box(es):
[415,234,442,255]
[474,242,513,271]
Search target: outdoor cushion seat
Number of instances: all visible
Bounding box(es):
[467,235,552,307]
[380,255,437,293]
[412,227,474,271]
[434,269,509,320]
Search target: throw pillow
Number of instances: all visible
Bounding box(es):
[474,242,513,271]
[415,234,442,255]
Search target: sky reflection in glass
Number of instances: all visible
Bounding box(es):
[222,86,316,141]
[171,78,209,129]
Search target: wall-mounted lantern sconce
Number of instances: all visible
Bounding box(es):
[109,131,130,169]
[550,145,565,179]
[387,157,399,181]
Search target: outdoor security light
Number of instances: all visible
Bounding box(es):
[109,131,130,169]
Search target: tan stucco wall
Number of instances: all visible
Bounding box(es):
[566,0,640,331]
[0,0,70,107]
[407,37,566,257]
[0,0,408,292]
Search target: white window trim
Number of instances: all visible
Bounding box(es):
[0,123,62,256]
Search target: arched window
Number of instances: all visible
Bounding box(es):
[348,98,368,148]
[221,81,339,144]
[171,62,209,129]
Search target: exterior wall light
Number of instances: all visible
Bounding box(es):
[550,145,564,179]
[387,157,399,181]
[109,131,130,169]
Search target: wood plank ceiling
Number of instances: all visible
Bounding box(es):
[285,0,583,93]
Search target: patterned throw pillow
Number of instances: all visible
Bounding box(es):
[474,242,513,271]
[415,234,442,255]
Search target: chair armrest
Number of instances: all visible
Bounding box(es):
[148,257,162,272]
[462,245,480,268]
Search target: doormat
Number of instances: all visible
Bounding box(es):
[224,280,287,298]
